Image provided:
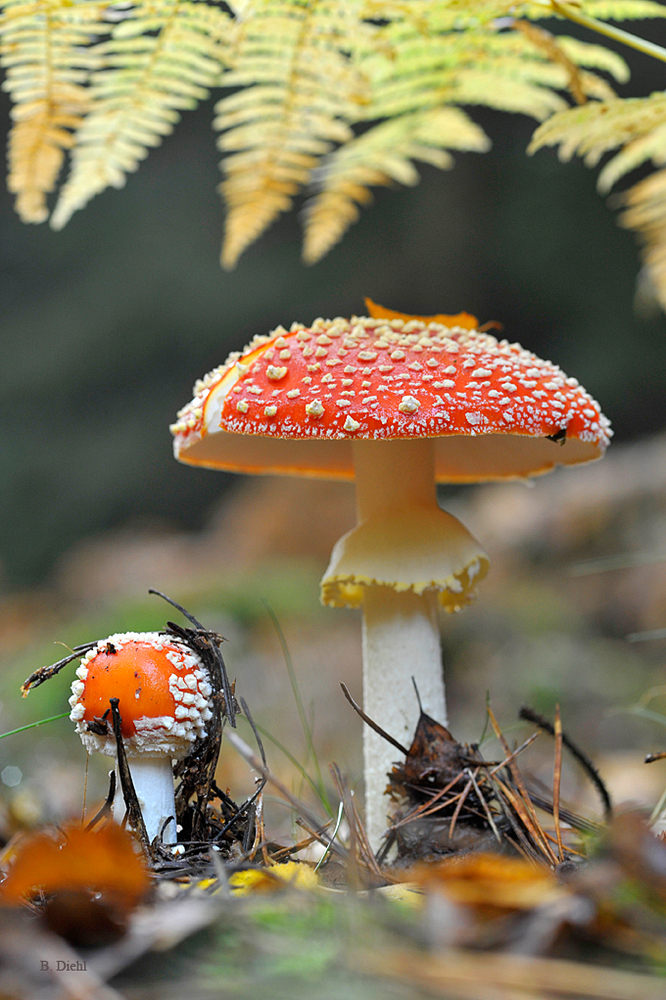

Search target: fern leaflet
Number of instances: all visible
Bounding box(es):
[215,0,365,268]
[302,13,626,262]
[0,0,107,223]
[530,91,666,308]
[51,0,232,230]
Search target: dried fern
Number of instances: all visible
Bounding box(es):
[302,13,627,261]
[0,0,107,223]
[302,107,490,265]
[2,0,666,281]
[530,93,666,307]
[51,0,232,230]
[215,0,365,268]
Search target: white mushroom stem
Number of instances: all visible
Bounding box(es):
[113,755,177,844]
[353,438,447,849]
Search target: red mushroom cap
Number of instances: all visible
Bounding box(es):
[172,316,611,482]
[69,632,214,758]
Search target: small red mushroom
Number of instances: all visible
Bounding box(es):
[69,632,213,843]
[171,312,611,847]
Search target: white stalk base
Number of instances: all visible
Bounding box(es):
[362,586,446,852]
[113,754,178,844]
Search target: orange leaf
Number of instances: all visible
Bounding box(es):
[364,297,478,331]
[0,822,149,907]
[413,853,562,914]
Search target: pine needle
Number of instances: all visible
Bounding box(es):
[552,705,564,863]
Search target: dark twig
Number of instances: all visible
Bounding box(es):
[526,788,601,834]
[519,706,612,820]
[341,683,409,756]
[21,644,97,695]
[149,588,236,729]
[109,698,150,853]
[214,785,263,843]
[411,677,424,714]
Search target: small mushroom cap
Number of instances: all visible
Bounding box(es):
[69,632,214,758]
[321,507,489,610]
[172,316,611,482]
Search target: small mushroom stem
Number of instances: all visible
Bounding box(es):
[352,438,447,850]
[113,755,178,844]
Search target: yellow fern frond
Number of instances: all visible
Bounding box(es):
[302,107,489,264]
[215,0,364,269]
[620,167,666,309]
[298,15,624,264]
[554,37,629,84]
[529,93,666,187]
[50,0,232,230]
[529,89,666,309]
[2,0,666,270]
[0,0,106,223]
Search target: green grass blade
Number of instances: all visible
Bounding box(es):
[240,717,324,805]
[0,712,69,739]
[262,600,333,816]
[626,705,666,728]
[314,801,345,872]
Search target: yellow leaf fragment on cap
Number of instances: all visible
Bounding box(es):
[320,507,489,611]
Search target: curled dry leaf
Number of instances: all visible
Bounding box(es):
[364,297,478,330]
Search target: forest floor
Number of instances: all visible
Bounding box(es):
[1,433,666,998]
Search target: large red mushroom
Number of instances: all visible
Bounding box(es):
[171,309,611,847]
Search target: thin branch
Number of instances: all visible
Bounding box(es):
[109,698,150,853]
[488,707,557,865]
[553,705,565,862]
[519,706,612,820]
[467,768,502,845]
[545,0,666,66]
[448,774,474,840]
[149,588,236,728]
[21,645,97,695]
[224,729,347,860]
[340,683,409,756]
[85,769,116,831]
